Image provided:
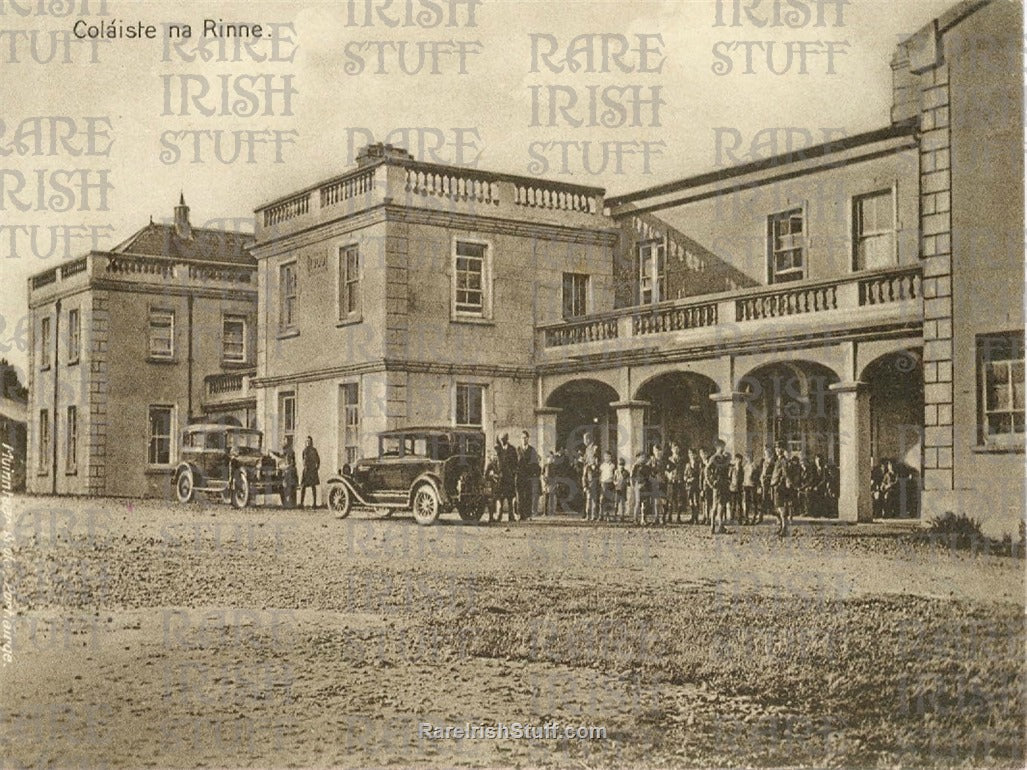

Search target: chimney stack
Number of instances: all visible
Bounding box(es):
[174,193,192,240]
[355,142,413,167]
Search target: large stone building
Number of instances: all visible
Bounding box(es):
[26,198,256,497]
[250,143,616,466]
[249,0,1022,536]
[25,0,1023,537]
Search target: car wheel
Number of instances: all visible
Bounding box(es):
[327,482,352,519]
[231,470,251,509]
[411,483,440,526]
[175,468,195,504]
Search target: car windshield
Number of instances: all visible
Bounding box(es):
[205,432,226,450]
[229,431,262,451]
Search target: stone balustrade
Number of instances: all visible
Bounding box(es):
[537,265,923,356]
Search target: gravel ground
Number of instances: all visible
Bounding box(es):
[1,494,1024,768]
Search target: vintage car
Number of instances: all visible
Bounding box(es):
[325,427,487,525]
[173,424,294,508]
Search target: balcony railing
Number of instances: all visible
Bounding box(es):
[538,265,923,353]
[543,317,618,347]
[204,370,255,403]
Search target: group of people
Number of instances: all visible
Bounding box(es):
[870,457,917,518]
[483,431,542,522]
[525,433,840,536]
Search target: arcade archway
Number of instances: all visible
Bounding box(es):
[634,372,719,452]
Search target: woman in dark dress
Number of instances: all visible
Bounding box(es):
[300,435,321,508]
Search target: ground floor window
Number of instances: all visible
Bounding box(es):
[148,405,173,465]
[340,382,360,466]
[455,383,484,428]
[279,391,297,446]
[38,409,50,473]
[978,331,1025,447]
[66,405,77,474]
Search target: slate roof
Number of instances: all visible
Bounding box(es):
[111,222,255,266]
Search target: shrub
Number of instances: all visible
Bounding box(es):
[925,511,985,551]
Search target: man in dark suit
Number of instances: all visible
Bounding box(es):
[515,430,540,520]
[495,433,518,522]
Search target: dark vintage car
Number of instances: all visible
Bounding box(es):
[325,427,487,525]
[173,424,294,508]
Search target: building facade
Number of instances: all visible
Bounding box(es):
[24,0,1023,537]
[251,0,1022,536]
[536,0,1023,536]
[26,198,257,498]
[251,144,616,471]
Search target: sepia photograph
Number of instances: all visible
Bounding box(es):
[0,0,1024,767]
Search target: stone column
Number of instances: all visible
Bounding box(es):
[710,392,750,456]
[535,407,560,458]
[831,381,873,522]
[612,400,649,463]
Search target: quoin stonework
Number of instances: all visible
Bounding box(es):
[25,0,1024,537]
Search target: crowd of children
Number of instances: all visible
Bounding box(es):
[536,437,840,536]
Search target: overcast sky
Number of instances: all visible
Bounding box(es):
[0,0,971,375]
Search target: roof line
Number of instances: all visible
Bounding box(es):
[607,118,918,208]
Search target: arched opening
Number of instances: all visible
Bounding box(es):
[739,361,840,461]
[634,372,719,452]
[546,379,619,456]
[862,349,923,518]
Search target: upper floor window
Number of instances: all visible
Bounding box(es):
[148,309,174,359]
[67,308,80,364]
[222,315,247,364]
[853,189,895,271]
[768,208,805,284]
[453,240,489,318]
[147,405,174,465]
[339,245,361,321]
[39,316,51,369]
[979,332,1025,448]
[638,241,666,304]
[279,262,298,331]
[455,383,484,428]
[562,273,589,318]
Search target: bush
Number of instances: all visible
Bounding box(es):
[925,511,985,551]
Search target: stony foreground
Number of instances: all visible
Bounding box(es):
[1,495,1024,768]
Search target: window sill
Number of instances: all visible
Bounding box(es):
[145,466,174,475]
[971,443,1024,455]
[37,470,50,476]
[336,316,363,328]
[277,328,300,340]
[221,360,252,370]
[40,365,51,372]
[67,358,80,367]
[450,316,494,327]
[147,356,178,365]
[65,469,78,476]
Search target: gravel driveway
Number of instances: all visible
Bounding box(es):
[1,495,1023,768]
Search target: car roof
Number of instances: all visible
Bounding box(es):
[378,426,484,437]
[184,424,261,434]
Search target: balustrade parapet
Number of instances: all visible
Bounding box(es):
[537,265,922,350]
[255,155,608,240]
